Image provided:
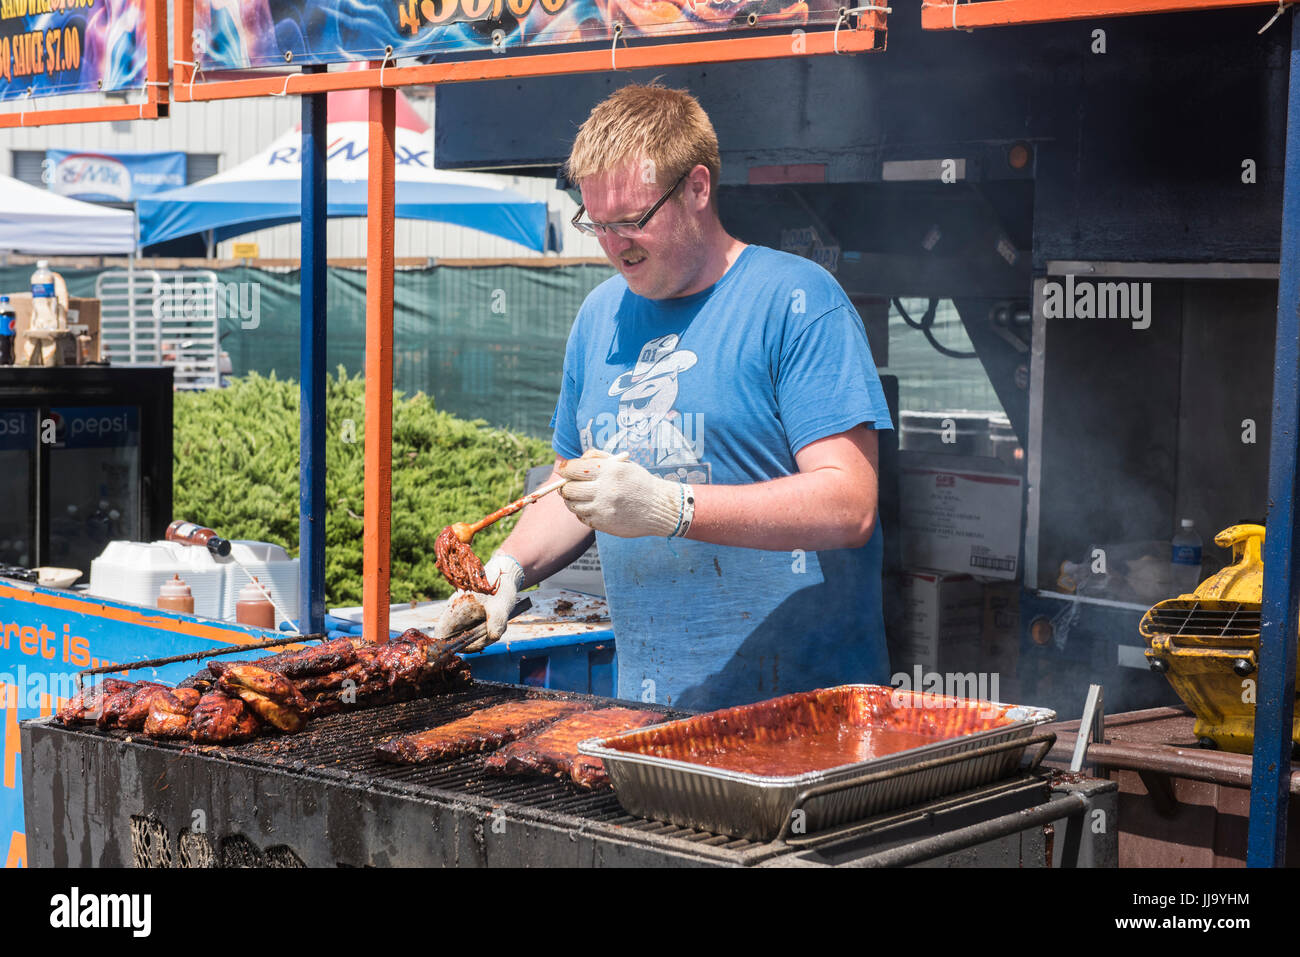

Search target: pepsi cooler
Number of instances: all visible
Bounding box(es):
[0,367,172,577]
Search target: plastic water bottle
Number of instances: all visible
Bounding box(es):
[0,295,14,366]
[1171,518,1203,595]
[30,259,57,329]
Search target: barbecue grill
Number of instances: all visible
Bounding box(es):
[22,681,1116,867]
[1140,523,1293,753]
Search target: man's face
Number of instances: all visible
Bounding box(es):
[579,160,706,300]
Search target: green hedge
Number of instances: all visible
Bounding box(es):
[172,371,554,607]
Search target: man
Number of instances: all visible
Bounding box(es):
[436,83,893,711]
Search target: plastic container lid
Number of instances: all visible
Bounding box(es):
[1181,518,1194,528]
[159,574,191,598]
[238,577,273,603]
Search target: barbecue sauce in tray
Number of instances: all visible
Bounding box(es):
[605,685,1017,777]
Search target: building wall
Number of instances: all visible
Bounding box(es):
[0,91,607,260]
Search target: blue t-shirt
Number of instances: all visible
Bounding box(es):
[550,245,894,711]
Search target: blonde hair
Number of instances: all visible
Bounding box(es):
[565,83,721,197]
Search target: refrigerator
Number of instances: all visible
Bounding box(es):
[0,366,172,576]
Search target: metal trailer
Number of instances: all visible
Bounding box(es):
[429,5,1300,863]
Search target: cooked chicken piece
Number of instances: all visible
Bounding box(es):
[97,682,148,730]
[224,687,307,732]
[143,688,202,738]
[117,683,176,731]
[210,661,307,703]
[55,678,134,725]
[190,691,261,744]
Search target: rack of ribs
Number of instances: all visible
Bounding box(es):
[376,699,593,764]
[253,637,358,678]
[484,708,665,788]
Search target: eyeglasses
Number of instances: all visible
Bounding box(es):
[571,170,689,239]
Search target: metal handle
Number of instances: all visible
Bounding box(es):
[775,730,1057,843]
[76,631,331,686]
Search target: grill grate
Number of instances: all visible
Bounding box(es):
[99,681,768,857]
[1141,599,1261,639]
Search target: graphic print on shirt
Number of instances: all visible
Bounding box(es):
[578,333,711,485]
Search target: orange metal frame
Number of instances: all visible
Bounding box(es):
[922,0,1276,30]
[364,81,397,645]
[171,16,885,102]
[164,2,886,644]
[0,0,169,129]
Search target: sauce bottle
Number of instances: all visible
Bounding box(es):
[157,574,195,614]
[165,519,232,557]
[236,577,276,629]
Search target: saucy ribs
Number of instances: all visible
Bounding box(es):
[434,525,496,594]
[376,699,593,764]
[484,708,665,788]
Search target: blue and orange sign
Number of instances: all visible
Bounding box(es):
[0,580,277,867]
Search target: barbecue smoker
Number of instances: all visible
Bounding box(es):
[23,682,1115,867]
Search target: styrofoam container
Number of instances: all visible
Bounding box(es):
[87,540,226,618]
[218,541,299,626]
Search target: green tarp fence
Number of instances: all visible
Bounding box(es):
[0,262,615,438]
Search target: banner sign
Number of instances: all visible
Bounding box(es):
[195,0,840,69]
[46,149,185,201]
[0,0,148,101]
[0,582,279,868]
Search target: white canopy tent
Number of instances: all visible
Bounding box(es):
[0,173,136,254]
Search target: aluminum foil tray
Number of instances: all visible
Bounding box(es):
[579,684,1056,842]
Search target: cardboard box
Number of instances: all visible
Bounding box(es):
[892,569,985,676]
[2,293,102,365]
[980,580,1021,679]
[899,451,1023,580]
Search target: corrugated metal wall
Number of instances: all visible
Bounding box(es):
[0,88,607,260]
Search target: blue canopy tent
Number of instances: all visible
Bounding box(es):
[137,89,548,251]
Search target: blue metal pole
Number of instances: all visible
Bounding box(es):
[1248,9,1300,868]
[299,67,328,636]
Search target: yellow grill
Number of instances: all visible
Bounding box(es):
[1140,524,1298,753]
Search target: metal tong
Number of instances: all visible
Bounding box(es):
[425,596,533,670]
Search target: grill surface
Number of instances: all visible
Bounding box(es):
[26,680,1110,866]
[68,680,788,860]
[1141,599,1261,639]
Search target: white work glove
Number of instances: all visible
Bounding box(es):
[558,451,694,539]
[433,552,525,653]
